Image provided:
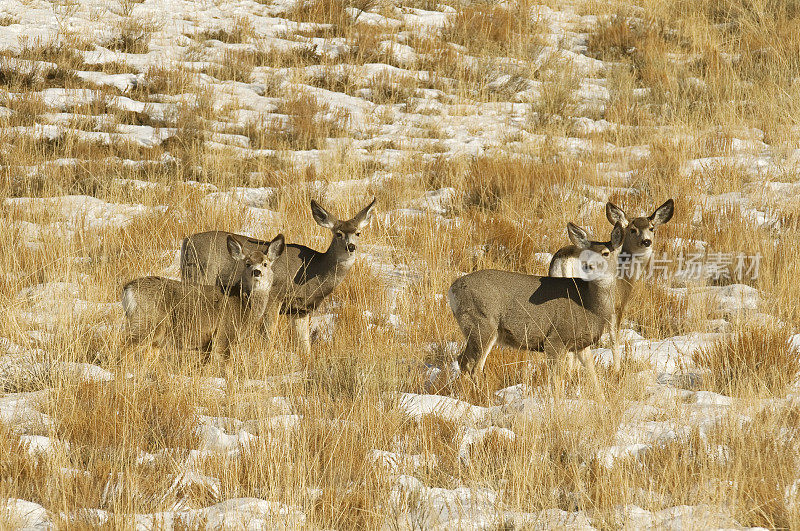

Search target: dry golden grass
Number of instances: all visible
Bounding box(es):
[442,1,544,57]
[204,54,254,84]
[291,0,353,35]
[624,284,695,339]
[458,156,591,216]
[694,324,798,397]
[366,72,419,104]
[531,60,582,126]
[105,16,160,54]
[0,423,49,508]
[52,379,199,452]
[1,0,800,526]
[235,92,351,151]
[0,14,19,26]
[624,416,800,528]
[0,57,77,91]
[194,15,255,44]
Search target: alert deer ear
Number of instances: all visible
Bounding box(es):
[226,236,246,261]
[606,201,628,226]
[352,197,376,230]
[310,199,337,229]
[650,199,675,227]
[267,234,285,260]
[610,222,624,250]
[567,222,591,249]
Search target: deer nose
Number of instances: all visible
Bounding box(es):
[347,243,356,252]
[252,269,262,277]
[642,239,652,247]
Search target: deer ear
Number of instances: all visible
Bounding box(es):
[606,201,628,225]
[650,199,675,226]
[310,199,337,229]
[610,222,624,250]
[226,236,245,261]
[267,234,285,260]
[567,222,591,249]
[353,197,376,230]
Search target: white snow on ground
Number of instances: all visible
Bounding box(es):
[0,391,52,433]
[614,504,744,530]
[1,498,50,529]
[0,0,798,526]
[5,195,167,247]
[63,498,307,529]
[385,475,501,529]
[398,392,491,423]
[594,333,721,373]
[12,282,120,331]
[196,420,258,456]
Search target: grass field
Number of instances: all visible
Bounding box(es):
[1,0,800,527]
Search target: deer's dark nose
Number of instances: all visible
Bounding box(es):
[252,269,262,277]
[642,239,652,247]
[347,243,356,252]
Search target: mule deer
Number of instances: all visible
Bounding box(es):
[122,235,285,361]
[549,199,674,371]
[448,222,624,399]
[180,198,376,356]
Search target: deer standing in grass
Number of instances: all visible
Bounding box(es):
[122,235,285,361]
[180,198,376,356]
[549,199,674,372]
[448,222,624,399]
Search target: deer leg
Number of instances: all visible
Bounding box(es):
[143,326,168,365]
[457,336,481,377]
[610,313,622,372]
[123,315,156,350]
[544,338,567,399]
[208,325,232,365]
[575,346,605,401]
[474,332,498,375]
[564,350,577,374]
[260,305,280,342]
[128,326,168,380]
[124,337,155,371]
[291,314,312,357]
[266,305,285,353]
[456,319,497,378]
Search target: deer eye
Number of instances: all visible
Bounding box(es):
[602,250,610,256]
[356,232,361,237]
[630,228,638,235]
[336,232,344,238]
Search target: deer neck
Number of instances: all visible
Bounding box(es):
[615,248,653,314]
[245,289,271,321]
[575,275,615,323]
[323,239,357,276]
